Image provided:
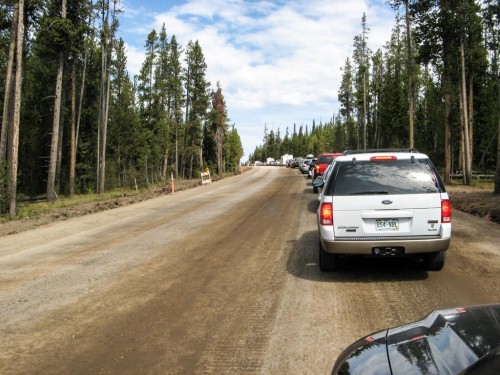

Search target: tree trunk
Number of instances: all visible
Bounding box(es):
[0,3,18,214]
[76,48,88,152]
[97,57,105,193]
[55,93,65,195]
[189,143,194,179]
[468,77,473,166]
[460,43,472,185]
[47,0,67,202]
[1,3,18,163]
[175,124,179,178]
[162,144,169,181]
[47,52,64,201]
[199,143,203,171]
[443,75,451,184]
[99,51,111,194]
[363,74,367,150]
[69,57,77,197]
[495,58,500,194]
[405,0,415,148]
[495,113,500,194]
[8,0,25,218]
[217,129,223,174]
[97,0,109,194]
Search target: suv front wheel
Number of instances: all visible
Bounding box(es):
[423,251,446,271]
[319,240,339,272]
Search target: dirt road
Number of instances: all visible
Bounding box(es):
[1,167,499,374]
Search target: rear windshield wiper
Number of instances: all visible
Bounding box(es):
[423,186,438,193]
[351,190,389,195]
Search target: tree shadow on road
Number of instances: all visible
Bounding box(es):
[306,196,319,213]
[287,230,429,283]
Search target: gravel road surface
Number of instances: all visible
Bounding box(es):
[0,167,499,374]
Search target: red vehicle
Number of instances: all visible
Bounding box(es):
[313,152,342,180]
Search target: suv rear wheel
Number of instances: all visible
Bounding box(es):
[423,251,446,271]
[319,240,339,271]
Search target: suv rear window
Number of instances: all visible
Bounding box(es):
[318,155,334,164]
[327,159,444,196]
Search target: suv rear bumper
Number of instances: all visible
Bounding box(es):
[320,236,451,255]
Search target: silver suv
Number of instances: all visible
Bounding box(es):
[313,149,451,272]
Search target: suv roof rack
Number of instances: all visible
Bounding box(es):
[342,148,420,155]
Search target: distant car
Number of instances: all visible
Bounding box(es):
[313,153,341,193]
[290,157,304,168]
[300,159,311,174]
[331,303,500,375]
[314,149,451,272]
[308,158,318,179]
[313,152,342,182]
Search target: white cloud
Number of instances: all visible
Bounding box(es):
[119,0,395,160]
[123,43,145,78]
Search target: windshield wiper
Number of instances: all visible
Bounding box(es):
[351,190,389,195]
[423,186,438,193]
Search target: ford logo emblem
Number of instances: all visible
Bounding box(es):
[382,200,393,205]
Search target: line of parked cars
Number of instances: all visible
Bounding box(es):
[301,151,500,374]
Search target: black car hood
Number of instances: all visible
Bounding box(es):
[331,304,500,375]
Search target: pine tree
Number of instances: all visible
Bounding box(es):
[352,13,371,149]
[166,35,184,178]
[68,0,95,197]
[2,0,24,217]
[338,57,356,148]
[389,0,416,148]
[0,1,19,213]
[95,0,120,194]
[136,29,159,184]
[155,24,170,180]
[223,125,243,173]
[108,37,138,188]
[46,0,69,202]
[209,82,227,174]
[184,40,210,178]
[482,0,500,193]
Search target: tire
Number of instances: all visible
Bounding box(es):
[319,240,339,272]
[423,251,446,271]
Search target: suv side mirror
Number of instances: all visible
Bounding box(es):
[312,178,324,188]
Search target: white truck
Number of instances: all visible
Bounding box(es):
[281,154,293,166]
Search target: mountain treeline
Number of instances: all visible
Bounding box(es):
[250,1,500,192]
[0,0,243,217]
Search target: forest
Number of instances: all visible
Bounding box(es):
[250,0,500,194]
[0,0,244,217]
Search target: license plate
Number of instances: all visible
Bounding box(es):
[376,218,399,231]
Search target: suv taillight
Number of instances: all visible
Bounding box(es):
[320,203,333,225]
[441,199,452,223]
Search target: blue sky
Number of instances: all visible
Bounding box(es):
[116,0,396,161]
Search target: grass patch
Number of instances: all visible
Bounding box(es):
[12,187,147,220]
[447,179,494,190]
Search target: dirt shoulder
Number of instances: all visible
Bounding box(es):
[0,179,203,237]
[446,185,500,224]
[0,175,498,237]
